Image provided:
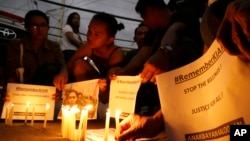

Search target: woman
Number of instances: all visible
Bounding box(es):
[54,12,125,103]
[61,12,85,63]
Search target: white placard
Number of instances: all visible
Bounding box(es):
[156,40,250,141]
[109,75,141,118]
[1,83,56,120]
[58,79,99,120]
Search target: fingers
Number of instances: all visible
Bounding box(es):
[140,63,156,83]
[117,127,137,141]
[53,75,67,91]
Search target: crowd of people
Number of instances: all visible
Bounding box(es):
[0,0,250,140]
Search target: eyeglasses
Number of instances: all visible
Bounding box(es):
[29,23,48,29]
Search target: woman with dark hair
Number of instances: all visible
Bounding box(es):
[54,12,125,104]
[61,12,86,63]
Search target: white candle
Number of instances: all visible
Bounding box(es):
[77,109,85,140]
[31,104,35,126]
[9,103,14,126]
[5,104,9,125]
[104,109,110,141]
[61,106,70,138]
[24,102,29,124]
[43,103,50,128]
[69,106,77,141]
[80,105,92,141]
[115,110,121,137]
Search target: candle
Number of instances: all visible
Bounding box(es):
[9,103,14,126]
[77,109,85,141]
[69,106,77,140]
[80,105,92,141]
[31,104,35,126]
[61,106,70,138]
[104,109,110,141]
[5,104,9,125]
[24,102,30,124]
[43,103,50,128]
[115,110,121,137]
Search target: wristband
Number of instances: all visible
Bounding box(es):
[159,44,173,53]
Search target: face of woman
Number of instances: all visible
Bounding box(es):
[68,92,77,105]
[86,19,114,49]
[71,14,80,27]
[27,16,49,40]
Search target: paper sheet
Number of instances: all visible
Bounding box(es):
[1,83,55,120]
[156,40,250,141]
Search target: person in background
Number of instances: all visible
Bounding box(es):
[53,12,125,104]
[109,0,204,115]
[4,10,65,120]
[6,10,64,86]
[200,0,235,53]
[61,12,86,63]
[116,0,250,140]
[122,23,149,67]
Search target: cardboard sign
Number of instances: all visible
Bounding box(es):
[1,83,55,120]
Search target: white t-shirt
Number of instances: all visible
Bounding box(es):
[60,24,85,51]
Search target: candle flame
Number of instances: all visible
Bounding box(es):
[26,101,30,107]
[85,105,93,111]
[46,103,50,110]
[116,110,121,115]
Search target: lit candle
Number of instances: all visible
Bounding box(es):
[77,109,85,141]
[69,106,77,141]
[104,109,110,141]
[115,110,121,137]
[24,102,30,124]
[61,105,70,138]
[9,103,14,126]
[5,104,9,125]
[31,104,35,126]
[80,105,92,141]
[43,103,50,128]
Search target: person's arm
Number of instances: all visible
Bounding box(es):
[140,22,188,83]
[63,25,84,49]
[66,43,91,72]
[117,109,164,141]
[53,43,91,90]
[123,46,153,75]
[65,32,84,48]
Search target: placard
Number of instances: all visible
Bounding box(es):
[156,40,250,141]
[58,79,99,120]
[109,75,141,118]
[1,83,55,120]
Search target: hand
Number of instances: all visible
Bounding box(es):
[108,67,124,80]
[140,50,169,84]
[117,111,164,141]
[98,79,109,103]
[53,69,68,91]
[52,90,62,103]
